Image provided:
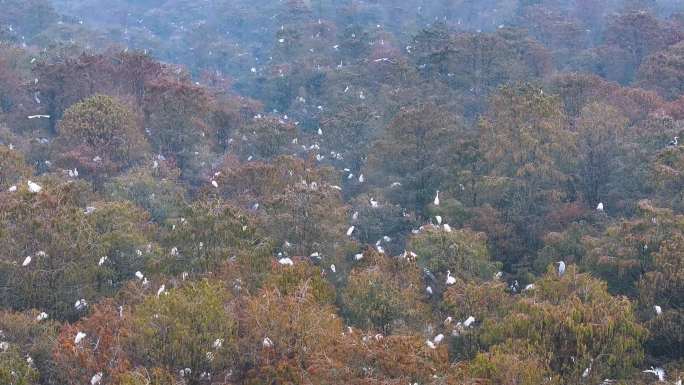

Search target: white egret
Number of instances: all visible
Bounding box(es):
[75,299,87,310]
[557,261,566,276]
[668,136,678,147]
[211,180,219,188]
[643,367,666,382]
[213,338,224,349]
[444,316,453,326]
[358,174,365,183]
[22,256,32,266]
[426,286,433,295]
[278,257,294,266]
[654,305,662,315]
[262,337,274,348]
[597,202,604,211]
[433,333,444,344]
[435,215,442,225]
[27,180,42,193]
[330,264,336,273]
[346,226,355,236]
[370,198,379,208]
[434,190,440,206]
[443,224,452,232]
[524,283,536,291]
[98,256,107,266]
[36,312,48,321]
[354,253,364,261]
[90,372,103,385]
[8,185,17,192]
[445,271,456,285]
[463,316,475,327]
[425,340,436,349]
[135,271,144,280]
[156,285,165,297]
[352,211,359,220]
[74,331,87,344]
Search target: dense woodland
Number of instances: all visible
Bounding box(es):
[1,0,684,384]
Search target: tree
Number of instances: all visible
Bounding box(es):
[575,102,628,207]
[407,226,499,283]
[341,250,429,334]
[637,41,684,100]
[480,265,646,384]
[0,180,157,320]
[128,280,237,384]
[57,94,149,177]
[0,145,32,190]
[638,233,684,360]
[367,103,463,215]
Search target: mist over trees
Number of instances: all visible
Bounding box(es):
[1,0,684,384]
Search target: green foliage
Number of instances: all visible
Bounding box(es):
[0,145,32,190]
[128,280,236,382]
[481,265,646,383]
[58,94,148,166]
[409,226,498,281]
[0,180,156,320]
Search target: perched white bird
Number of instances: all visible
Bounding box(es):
[330,264,336,273]
[156,285,165,297]
[463,316,475,327]
[425,340,436,349]
[435,215,442,225]
[354,253,364,261]
[443,224,452,232]
[75,299,87,310]
[444,316,453,326]
[213,338,224,349]
[211,180,219,188]
[27,180,42,193]
[36,312,48,321]
[8,185,17,192]
[524,283,536,291]
[597,202,604,211]
[135,271,144,280]
[278,257,294,266]
[90,372,103,385]
[642,367,666,382]
[557,261,566,277]
[22,256,32,266]
[434,190,440,206]
[426,286,433,295]
[317,128,323,136]
[98,256,107,266]
[370,198,379,208]
[654,305,662,315]
[352,211,359,220]
[358,174,365,183]
[433,333,444,344]
[262,337,274,348]
[74,331,87,344]
[445,270,456,285]
[346,226,355,236]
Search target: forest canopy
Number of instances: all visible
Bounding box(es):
[1,0,684,384]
